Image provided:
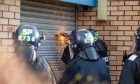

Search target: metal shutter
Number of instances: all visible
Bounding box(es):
[21,0,76,80]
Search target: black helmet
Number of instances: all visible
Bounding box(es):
[15,24,40,48]
[135,27,140,51]
[87,29,99,42]
[75,29,94,50]
[70,29,99,60]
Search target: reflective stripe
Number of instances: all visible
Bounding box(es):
[128,54,137,61]
[102,57,109,62]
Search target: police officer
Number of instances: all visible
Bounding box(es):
[88,29,109,65]
[59,29,111,84]
[61,29,109,65]
[14,24,56,84]
[119,27,140,84]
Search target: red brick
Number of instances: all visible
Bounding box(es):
[98,31,110,35]
[104,36,117,40]
[117,56,123,61]
[0,18,8,25]
[124,31,134,35]
[124,41,133,46]
[0,4,9,11]
[119,6,132,10]
[104,26,117,30]
[2,39,13,45]
[77,21,83,26]
[109,66,116,70]
[133,6,140,10]
[108,16,117,21]
[125,1,139,5]
[0,32,8,38]
[4,0,15,5]
[117,46,131,51]
[118,16,131,20]
[96,21,110,26]
[118,26,131,30]
[15,0,20,6]
[111,41,123,46]
[78,26,90,29]
[84,21,96,25]
[117,76,120,81]
[3,12,14,18]
[110,61,122,66]
[84,12,96,16]
[91,7,97,12]
[109,56,117,60]
[133,16,140,20]
[3,26,14,32]
[91,26,104,30]
[125,21,138,25]
[0,25,2,31]
[111,31,124,35]
[110,76,117,81]
[110,51,123,56]
[111,11,124,15]
[9,19,20,25]
[78,12,83,16]
[108,6,118,11]
[111,1,124,6]
[117,66,122,70]
[132,26,139,30]
[9,6,20,13]
[78,17,90,20]
[111,81,118,84]
[111,21,124,25]
[0,11,2,17]
[108,46,117,50]
[14,13,20,19]
[8,32,13,38]
[125,11,138,15]
[91,16,97,20]
[118,36,131,40]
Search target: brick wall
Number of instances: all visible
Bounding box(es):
[0,0,20,59]
[77,0,140,84]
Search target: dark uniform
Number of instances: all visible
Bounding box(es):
[119,27,140,84]
[59,57,110,84]
[59,29,111,84]
[61,28,109,65]
[61,39,109,65]
[14,24,56,84]
[119,51,140,84]
[95,39,109,65]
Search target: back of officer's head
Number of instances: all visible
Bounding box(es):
[14,24,40,63]
[135,27,140,51]
[73,29,94,50]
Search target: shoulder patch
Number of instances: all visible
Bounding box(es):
[128,54,137,61]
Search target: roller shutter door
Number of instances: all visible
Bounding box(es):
[21,0,76,80]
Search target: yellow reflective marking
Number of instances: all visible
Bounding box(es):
[86,75,94,82]
[18,36,22,41]
[74,73,82,81]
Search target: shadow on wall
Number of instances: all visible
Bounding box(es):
[0,55,50,84]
